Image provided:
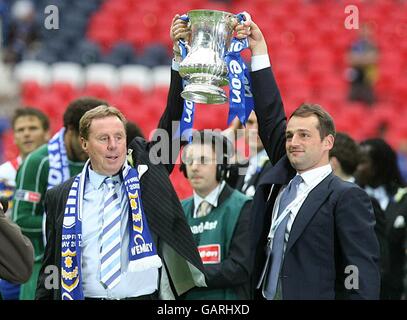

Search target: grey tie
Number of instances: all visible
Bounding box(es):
[264,174,303,299]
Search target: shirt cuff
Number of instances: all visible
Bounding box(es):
[251,54,271,72]
[172,59,180,71]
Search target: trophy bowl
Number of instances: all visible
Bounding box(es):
[179,9,236,104]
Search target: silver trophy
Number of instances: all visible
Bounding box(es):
[179,10,236,104]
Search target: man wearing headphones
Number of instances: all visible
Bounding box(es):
[179,130,252,300]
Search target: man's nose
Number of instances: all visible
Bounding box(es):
[107,137,117,149]
[190,162,199,171]
[290,134,301,145]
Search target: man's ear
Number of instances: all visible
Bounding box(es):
[81,137,87,151]
[324,134,335,151]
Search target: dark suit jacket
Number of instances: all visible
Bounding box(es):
[381,192,407,299]
[250,67,381,300]
[232,159,272,197]
[36,70,206,300]
[183,184,253,299]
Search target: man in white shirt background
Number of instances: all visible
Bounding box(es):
[180,130,252,300]
[0,107,50,217]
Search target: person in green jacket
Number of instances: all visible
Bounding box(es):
[180,131,252,300]
[12,97,108,300]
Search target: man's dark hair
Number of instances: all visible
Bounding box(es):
[63,97,109,133]
[290,103,336,139]
[360,138,405,194]
[12,107,50,131]
[330,132,360,176]
[126,121,144,146]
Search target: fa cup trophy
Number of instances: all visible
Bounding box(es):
[179,10,236,104]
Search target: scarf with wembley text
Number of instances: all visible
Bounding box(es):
[60,160,162,300]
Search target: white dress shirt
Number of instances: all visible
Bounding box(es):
[270,164,333,252]
[251,54,271,72]
[81,167,158,299]
[242,149,269,196]
[364,185,390,212]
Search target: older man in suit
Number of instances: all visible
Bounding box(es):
[235,18,380,299]
[35,16,206,300]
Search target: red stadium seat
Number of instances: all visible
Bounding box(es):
[20,81,44,106]
[49,82,76,102]
[82,84,112,101]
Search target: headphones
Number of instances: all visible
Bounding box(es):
[180,131,233,182]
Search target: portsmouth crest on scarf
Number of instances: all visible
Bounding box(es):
[60,160,162,300]
[47,128,70,190]
[60,174,83,300]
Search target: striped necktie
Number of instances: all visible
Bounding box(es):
[100,177,122,289]
[264,174,303,299]
[196,200,212,218]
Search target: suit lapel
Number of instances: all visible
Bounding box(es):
[285,174,334,253]
[258,156,295,187]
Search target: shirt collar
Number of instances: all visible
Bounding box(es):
[193,181,226,214]
[299,164,332,187]
[87,167,122,190]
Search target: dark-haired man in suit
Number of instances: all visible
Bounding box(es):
[235,17,380,299]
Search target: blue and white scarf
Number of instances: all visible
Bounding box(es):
[47,128,70,190]
[60,160,162,300]
[178,34,195,142]
[44,128,71,246]
[225,36,254,125]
